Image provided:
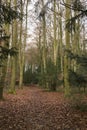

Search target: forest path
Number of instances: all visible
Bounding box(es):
[0,86,87,130]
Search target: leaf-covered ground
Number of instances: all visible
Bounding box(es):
[0,86,87,130]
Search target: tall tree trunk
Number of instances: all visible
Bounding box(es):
[72,12,80,72]
[53,0,57,66]
[49,0,58,91]
[19,1,23,88]
[42,0,47,88]
[38,29,43,85]
[19,0,28,88]
[58,5,63,72]
[64,0,71,97]
[22,0,28,87]
[9,0,17,93]
[0,0,10,99]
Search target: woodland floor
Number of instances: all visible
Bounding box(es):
[0,86,87,130]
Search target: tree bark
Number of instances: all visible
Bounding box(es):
[64,0,71,97]
[9,0,17,93]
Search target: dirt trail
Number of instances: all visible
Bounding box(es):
[0,86,87,130]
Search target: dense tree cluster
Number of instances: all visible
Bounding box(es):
[0,1,21,67]
[0,0,87,100]
[0,0,25,99]
[25,0,87,95]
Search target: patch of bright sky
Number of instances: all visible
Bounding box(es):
[27,0,53,48]
[26,0,41,48]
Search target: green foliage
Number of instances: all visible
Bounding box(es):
[0,2,22,67]
[63,0,87,32]
[0,3,22,26]
[23,66,39,85]
[66,50,87,91]
[0,86,3,100]
[66,49,87,67]
[79,103,87,112]
[38,59,58,90]
[46,59,58,90]
[24,58,62,90]
[38,72,47,87]
[37,58,62,90]
[76,54,87,62]
[46,58,62,90]
[68,69,86,88]
[73,0,84,11]
[70,94,87,112]
[0,46,18,67]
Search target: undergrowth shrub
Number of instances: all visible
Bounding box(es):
[69,94,87,112]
